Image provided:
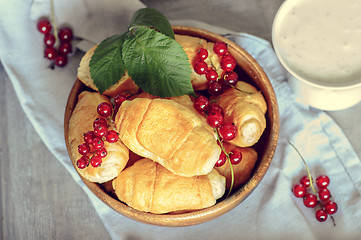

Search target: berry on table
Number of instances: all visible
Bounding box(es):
[318,188,331,202]
[315,208,328,222]
[55,54,67,67]
[300,175,312,188]
[44,33,56,47]
[316,175,330,189]
[292,183,307,198]
[37,18,52,34]
[303,193,318,208]
[324,201,338,215]
[58,27,74,42]
[58,42,72,55]
[44,47,57,60]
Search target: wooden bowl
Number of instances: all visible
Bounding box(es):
[64,26,279,227]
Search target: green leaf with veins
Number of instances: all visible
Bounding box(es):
[122,26,194,98]
[128,8,175,39]
[89,33,126,94]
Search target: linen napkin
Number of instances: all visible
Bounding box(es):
[1,1,361,239]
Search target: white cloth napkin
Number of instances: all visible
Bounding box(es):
[1,1,361,239]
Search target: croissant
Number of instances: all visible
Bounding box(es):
[112,158,226,214]
[114,97,221,177]
[77,45,139,97]
[217,81,267,147]
[68,91,129,183]
[214,143,258,190]
[175,34,221,91]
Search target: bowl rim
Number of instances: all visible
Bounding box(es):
[64,25,280,227]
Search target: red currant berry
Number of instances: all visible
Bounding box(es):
[55,54,68,67]
[106,130,119,143]
[318,188,331,202]
[194,61,208,75]
[76,156,88,169]
[84,131,96,144]
[93,117,108,129]
[44,47,57,60]
[197,48,208,61]
[90,156,102,168]
[58,27,73,42]
[213,42,228,56]
[37,18,52,34]
[59,42,72,55]
[193,96,209,113]
[97,102,113,117]
[316,175,330,189]
[94,125,108,138]
[222,71,238,86]
[92,137,104,150]
[324,201,338,215]
[114,94,127,108]
[207,112,224,128]
[44,33,56,47]
[218,122,237,141]
[206,69,218,82]
[292,183,307,198]
[315,208,328,222]
[300,175,312,188]
[303,193,318,208]
[208,80,223,96]
[208,103,224,116]
[229,149,242,165]
[221,55,236,72]
[215,152,226,167]
[78,143,90,155]
[96,148,108,158]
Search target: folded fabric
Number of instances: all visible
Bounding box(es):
[0,1,360,239]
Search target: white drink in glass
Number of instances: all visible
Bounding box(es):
[272,0,361,110]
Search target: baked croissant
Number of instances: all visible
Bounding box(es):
[68,91,129,183]
[114,97,221,177]
[77,45,139,97]
[175,34,221,91]
[217,81,267,147]
[112,158,226,214]
[214,143,258,190]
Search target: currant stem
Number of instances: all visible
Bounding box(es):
[216,128,234,198]
[288,141,317,196]
[50,0,59,44]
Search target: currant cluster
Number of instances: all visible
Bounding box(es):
[193,42,239,96]
[292,174,338,223]
[193,95,241,167]
[37,17,74,67]
[76,101,119,169]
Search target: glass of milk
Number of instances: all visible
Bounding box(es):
[272,0,361,110]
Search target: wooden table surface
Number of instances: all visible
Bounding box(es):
[1,0,360,239]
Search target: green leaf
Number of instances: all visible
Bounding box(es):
[128,8,175,39]
[122,26,194,98]
[89,33,126,94]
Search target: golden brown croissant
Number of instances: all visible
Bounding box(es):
[68,91,129,183]
[214,143,258,190]
[114,97,221,177]
[77,45,139,97]
[112,158,226,214]
[175,34,221,91]
[217,81,267,147]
